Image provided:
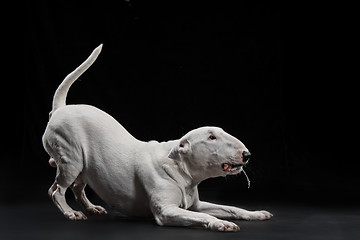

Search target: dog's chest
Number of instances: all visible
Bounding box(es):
[161,163,196,209]
[180,188,196,209]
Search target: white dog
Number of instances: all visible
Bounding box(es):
[42,44,272,231]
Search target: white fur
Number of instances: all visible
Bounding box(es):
[42,44,272,231]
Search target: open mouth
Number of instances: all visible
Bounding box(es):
[221,163,243,173]
[222,163,251,188]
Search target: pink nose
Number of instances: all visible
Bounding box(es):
[242,151,251,163]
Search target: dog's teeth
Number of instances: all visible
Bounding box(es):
[222,163,232,171]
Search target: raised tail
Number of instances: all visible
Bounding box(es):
[51,44,103,113]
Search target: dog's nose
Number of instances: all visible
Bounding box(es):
[242,151,251,163]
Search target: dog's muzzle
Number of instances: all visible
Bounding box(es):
[221,151,251,173]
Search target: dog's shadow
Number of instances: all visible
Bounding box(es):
[86,209,155,225]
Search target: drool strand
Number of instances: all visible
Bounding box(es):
[239,166,251,188]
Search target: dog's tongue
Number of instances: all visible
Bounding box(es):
[223,163,232,171]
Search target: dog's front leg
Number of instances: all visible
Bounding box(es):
[190,201,273,221]
[151,203,240,231]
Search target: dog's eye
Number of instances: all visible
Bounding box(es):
[208,135,216,140]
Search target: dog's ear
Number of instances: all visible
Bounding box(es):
[168,139,192,160]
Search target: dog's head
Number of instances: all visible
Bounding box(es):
[168,127,250,179]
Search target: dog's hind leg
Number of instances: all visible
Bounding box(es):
[70,179,107,215]
[49,159,87,220]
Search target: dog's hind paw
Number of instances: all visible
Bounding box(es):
[86,205,108,215]
[64,210,87,220]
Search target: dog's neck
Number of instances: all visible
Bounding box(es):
[158,140,207,188]
[179,156,210,187]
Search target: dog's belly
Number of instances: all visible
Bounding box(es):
[84,167,152,217]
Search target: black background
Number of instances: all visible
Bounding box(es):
[7,2,358,208]
[2,2,359,239]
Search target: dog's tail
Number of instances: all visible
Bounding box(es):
[51,44,103,113]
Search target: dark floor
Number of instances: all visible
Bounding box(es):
[1,200,359,240]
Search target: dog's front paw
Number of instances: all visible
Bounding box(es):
[64,210,87,220]
[243,210,273,221]
[208,219,240,232]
